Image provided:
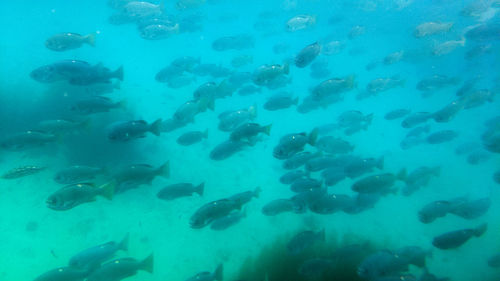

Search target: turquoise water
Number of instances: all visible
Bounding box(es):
[0,0,499,280]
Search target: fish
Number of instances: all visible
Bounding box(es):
[287,229,325,255]
[212,34,254,51]
[237,85,262,96]
[228,187,261,208]
[174,98,214,124]
[315,136,353,154]
[157,182,204,200]
[384,109,411,120]
[286,15,316,32]
[310,75,356,101]
[230,123,272,142]
[190,199,240,228]
[177,129,208,146]
[33,266,91,281]
[114,162,170,193]
[86,253,154,281]
[252,63,290,87]
[122,1,163,19]
[218,105,257,132]
[295,42,321,68]
[448,197,491,220]
[348,25,366,39]
[416,75,460,92]
[351,170,406,194]
[401,112,432,128]
[488,253,500,268]
[280,170,309,184]
[69,233,129,268]
[1,130,57,151]
[46,182,115,211]
[273,129,318,159]
[290,177,322,193]
[36,119,89,135]
[209,140,248,161]
[107,119,162,141]
[344,156,384,179]
[494,170,500,184]
[71,96,126,115]
[414,22,453,37]
[54,165,106,185]
[1,165,46,179]
[282,151,322,170]
[365,76,405,94]
[432,223,487,249]
[139,23,179,40]
[261,198,304,216]
[402,166,440,196]
[308,193,354,214]
[426,130,458,144]
[185,264,223,281]
[45,32,96,51]
[264,93,299,111]
[383,51,404,65]
[357,250,420,280]
[432,100,465,123]
[418,200,457,224]
[30,60,123,85]
[432,38,466,56]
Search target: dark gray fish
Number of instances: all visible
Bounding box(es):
[432,100,465,123]
[448,198,491,219]
[351,170,406,194]
[406,125,431,138]
[252,63,290,88]
[230,123,271,142]
[190,199,240,228]
[402,166,440,196]
[384,109,411,120]
[261,198,303,216]
[228,187,261,208]
[347,192,381,213]
[1,130,57,151]
[290,177,322,193]
[466,150,490,165]
[174,98,214,124]
[71,96,125,115]
[305,156,344,172]
[310,75,356,101]
[210,210,246,231]
[298,258,333,278]
[157,183,204,200]
[488,253,500,268]
[218,105,257,132]
[393,246,430,268]
[114,162,170,193]
[280,170,309,184]
[287,229,325,255]
[86,254,154,281]
[315,136,353,154]
[46,182,115,211]
[283,151,322,170]
[290,188,327,209]
[432,223,487,249]
[401,112,432,128]
[1,165,46,179]
[426,130,458,144]
[494,170,500,184]
[228,71,252,87]
[177,129,208,146]
[45,32,96,52]
[264,93,299,111]
[418,198,465,223]
[107,119,162,141]
[171,56,201,71]
[209,140,248,161]
[30,60,123,85]
[344,156,384,178]
[155,65,184,82]
[455,142,480,155]
[309,193,354,214]
[295,42,321,68]
[212,34,254,51]
[185,264,223,281]
[69,234,129,268]
[357,251,410,280]
[321,166,346,186]
[465,23,500,41]
[139,23,179,40]
[273,129,318,159]
[416,75,460,92]
[34,266,90,281]
[54,165,106,185]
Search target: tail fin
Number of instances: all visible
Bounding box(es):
[118,233,129,252]
[113,66,124,81]
[365,113,374,125]
[263,124,272,136]
[213,264,223,281]
[346,74,357,89]
[397,168,407,181]
[198,97,215,112]
[150,118,162,136]
[308,128,319,146]
[117,99,127,109]
[140,253,154,273]
[113,80,121,90]
[158,161,170,178]
[253,186,262,198]
[85,33,96,47]
[248,104,257,119]
[317,228,326,242]
[377,156,385,170]
[99,181,115,200]
[196,182,205,196]
[202,129,209,139]
[474,223,488,237]
[293,97,299,105]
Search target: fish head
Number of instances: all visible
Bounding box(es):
[30,65,59,83]
[46,194,74,210]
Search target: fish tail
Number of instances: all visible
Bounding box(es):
[119,233,129,252]
[253,186,262,198]
[158,161,170,178]
[283,62,290,75]
[85,33,96,47]
[202,129,209,139]
[308,128,319,146]
[99,181,115,200]
[377,156,385,170]
[118,99,127,109]
[397,168,407,181]
[112,80,121,89]
[248,104,257,119]
[293,97,299,105]
[213,264,223,281]
[150,118,162,136]
[140,253,154,273]
[474,223,488,237]
[113,66,124,81]
[196,182,205,196]
[263,124,272,136]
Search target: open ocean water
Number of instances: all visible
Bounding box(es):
[0,0,499,281]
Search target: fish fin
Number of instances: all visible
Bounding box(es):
[202,129,209,139]
[117,99,127,109]
[283,62,290,75]
[213,264,223,281]
[119,233,129,252]
[150,118,162,136]
[263,124,272,136]
[99,181,115,200]
[253,186,262,198]
[113,66,124,81]
[113,80,121,89]
[196,182,205,196]
[140,253,154,273]
[377,156,385,170]
[248,104,257,119]
[308,128,319,146]
[474,223,488,237]
[85,33,96,47]
[293,97,299,105]
[158,161,170,178]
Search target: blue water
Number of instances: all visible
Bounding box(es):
[0,0,499,280]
